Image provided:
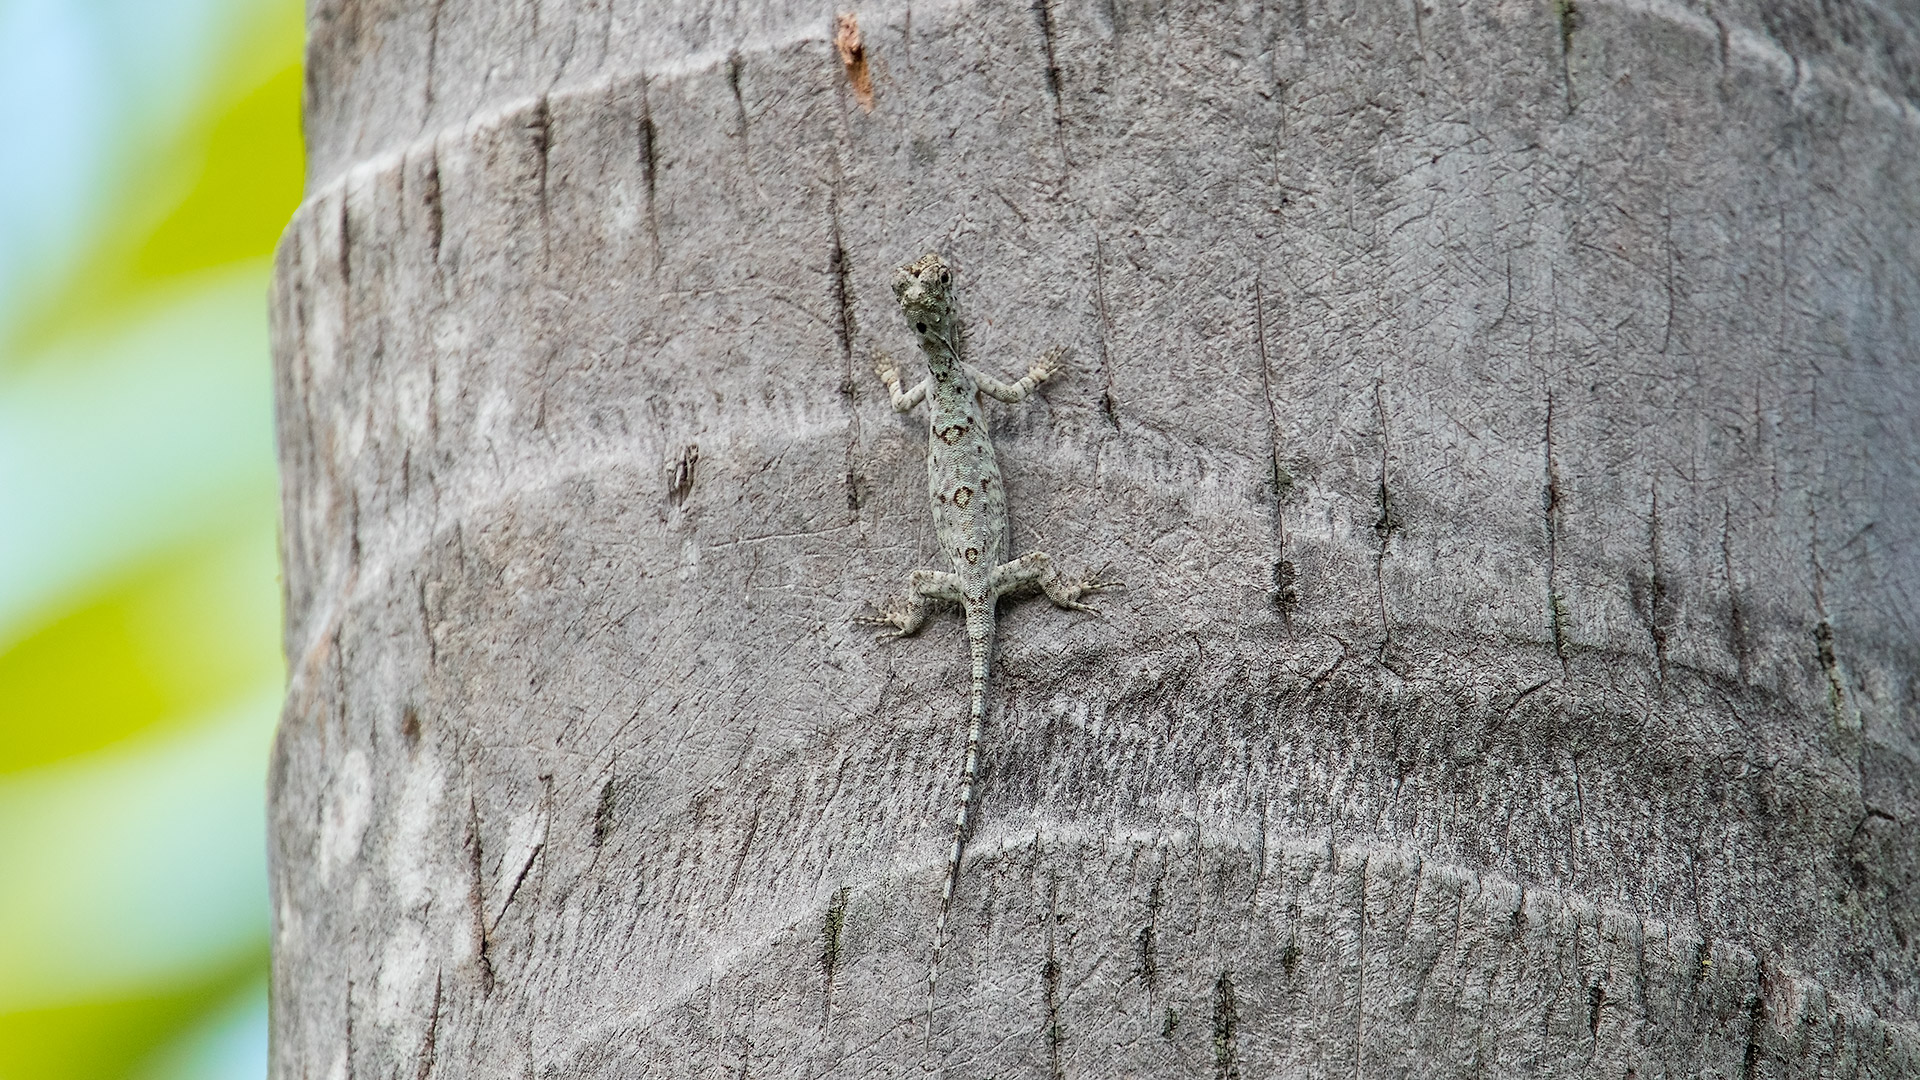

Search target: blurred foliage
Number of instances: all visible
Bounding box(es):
[0,954,263,1080]
[0,524,279,771]
[0,0,304,1076]
[6,2,303,362]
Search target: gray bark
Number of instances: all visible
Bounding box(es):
[270,0,1920,1076]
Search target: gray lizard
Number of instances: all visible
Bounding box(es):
[861,251,1114,1014]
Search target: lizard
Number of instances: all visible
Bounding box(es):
[859,251,1115,1020]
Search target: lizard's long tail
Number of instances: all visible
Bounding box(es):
[927,599,995,1034]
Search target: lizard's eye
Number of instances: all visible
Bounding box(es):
[916,322,928,333]
[939,271,951,285]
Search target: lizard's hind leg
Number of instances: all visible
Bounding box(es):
[990,551,1120,612]
[856,569,966,637]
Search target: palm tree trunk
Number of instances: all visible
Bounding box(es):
[271,1,1920,1075]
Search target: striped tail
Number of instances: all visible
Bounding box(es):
[927,599,995,1034]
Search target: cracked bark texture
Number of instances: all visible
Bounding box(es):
[270,0,1920,1076]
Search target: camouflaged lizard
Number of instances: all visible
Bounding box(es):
[860,252,1114,1015]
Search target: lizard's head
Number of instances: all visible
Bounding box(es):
[892,252,955,341]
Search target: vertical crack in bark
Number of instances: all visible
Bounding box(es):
[828,193,856,364]
[1569,750,1587,877]
[1395,855,1430,995]
[727,52,751,169]
[1255,277,1297,625]
[344,978,357,1080]
[414,969,443,1080]
[828,187,863,519]
[529,95,552,208]
[1252,801,1269,898]
[1646,485,1672,683]
[1815,618,1845,716]
[1212,971,1239,1080]
[425,347,441,441]
[1806,381,1853,736]
[422,147,444,263]
[528,95,553,266]
[1090,231,1119,426]
[1707,5,1731,69]
[1280,910,1300,975]
[598,0,614,68]
[1553,0,1580,114]
[1030,0,1066,146]
[591,776,617,846]
[1775,201,1791,364]
[1720,504,1751,682]
[337,194,353,312]
[330,624,348,745]
[495,781,558,931]
[1660,197,1678,354]
[1352,858,1368,1080]
[822,885,850,1015]
[423,0,445,118]
[1135,876,1161,993]
[638,76,661,269]
[466,797,496,994]
[1739,984,1766,1080]
[1371,382,1398,661]
[348,489,363,570]
[495,842,545,929]
[1043,876,1065,1080]
[1544,392,1571,672]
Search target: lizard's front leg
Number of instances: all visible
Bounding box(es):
[968,346,1065,403]
[857,569,966,637]
[874,351,930,413]
[989,550,1119,612]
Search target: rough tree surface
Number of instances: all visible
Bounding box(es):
[270,0,1920,1076]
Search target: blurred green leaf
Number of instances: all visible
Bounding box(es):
[0,689,277,1011]
[0,953,263,1080]
[140,60,305,278]
[0,517,280,771]
[0,0,305,1076]
[0,266,279,645]
[5,0,303,364]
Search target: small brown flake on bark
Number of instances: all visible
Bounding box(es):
[835,14,874,111]
[667,443,700,504]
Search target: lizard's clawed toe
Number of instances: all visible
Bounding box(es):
[856,603,922,639]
